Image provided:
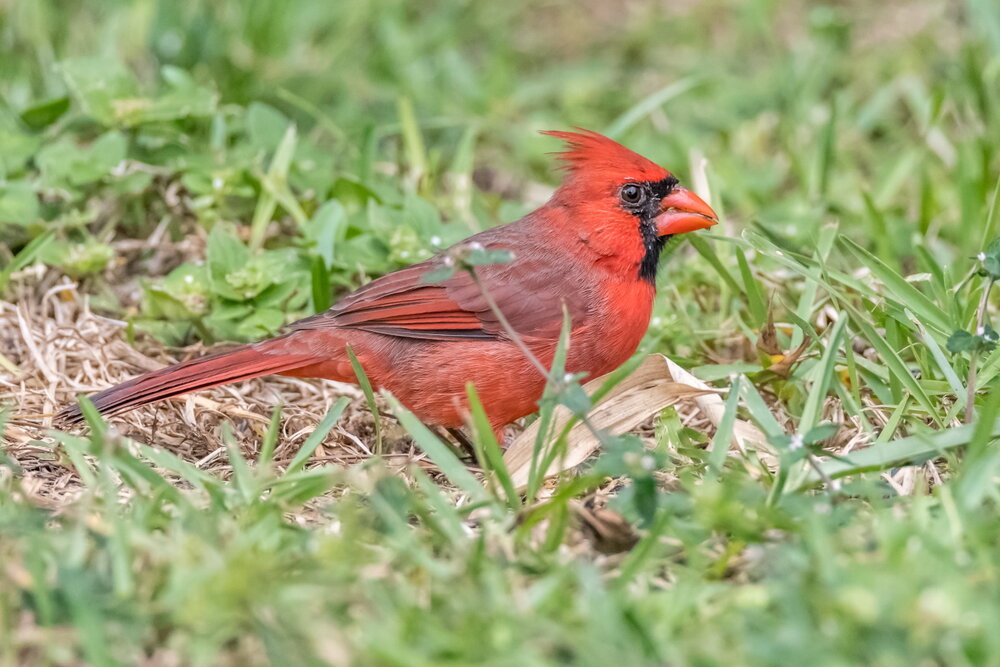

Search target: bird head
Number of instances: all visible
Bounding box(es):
[542,129,718,282]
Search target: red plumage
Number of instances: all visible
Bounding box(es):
[59,130,718,436]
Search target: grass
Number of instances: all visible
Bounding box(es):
[2,0,1000,664]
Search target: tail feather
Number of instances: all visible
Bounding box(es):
[58,343,319,425]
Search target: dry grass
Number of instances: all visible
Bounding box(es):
[0,264,440,507]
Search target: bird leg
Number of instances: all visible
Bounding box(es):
[445,427,478,458]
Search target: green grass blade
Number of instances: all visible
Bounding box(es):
[689,235,742,293]
[135,442,228,508]
[410,468,471,544]
[347,345,382,455]
[385,393,490,504]
[954,385,1000,510]
[799,418,1000,486]
[526,309,573,501]
[909,310,966,408]
[50,433,99,489]
[978,172,1000,250]
[872,396,910,446]
[735,247,766,328]
[840,236,950,333]
[285,397,349,475]
[249,124,301,250]
[708,376,741,474]
[844,303,943,425]
[267,467,340,504]
[396,96,427,189]
[605,76,702,138]
[740,380,783,437]
[221,421,256,503]
[310,255,332,312]
[814,97,837,199]
[0,230,55,293]
[799,315,847,432]
[466,382,518,509]
[257,404,283,468]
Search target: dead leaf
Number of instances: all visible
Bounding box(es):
[754,302,814,381]
[756,338,811,381]
[571,500,639,554]
[757,307,782,356]
[660,356,773,461]
[503,354,716,489]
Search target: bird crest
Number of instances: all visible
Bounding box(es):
[541,128,671,183]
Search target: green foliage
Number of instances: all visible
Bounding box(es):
[37,237,114,278]
[948,237,1000,360]
[2,51,469,344]
[948,326,998,354]
[3,0,1000,664]
[5,410,1000,664]
[982,237,1000,281]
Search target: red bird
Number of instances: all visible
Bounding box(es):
[60,130,717,437]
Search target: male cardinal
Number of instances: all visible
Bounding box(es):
[59,130,717,437]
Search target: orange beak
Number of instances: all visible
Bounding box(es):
[653,187,719,236]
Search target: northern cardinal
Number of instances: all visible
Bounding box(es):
[59,130,717,437]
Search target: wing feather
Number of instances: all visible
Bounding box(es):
[292,223,591,342]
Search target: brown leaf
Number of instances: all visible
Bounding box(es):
[660,356,773,460]
[757,306,781,356]
[759,338,811,380]
[503,355,716,488]
[571,500,639,554]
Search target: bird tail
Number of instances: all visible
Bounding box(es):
[57,340,320,425]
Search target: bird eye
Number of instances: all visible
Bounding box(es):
[620,184,645,205]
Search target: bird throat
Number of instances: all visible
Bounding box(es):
[638,220,667,285]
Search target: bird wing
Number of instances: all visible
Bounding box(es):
[292,239,590,342]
